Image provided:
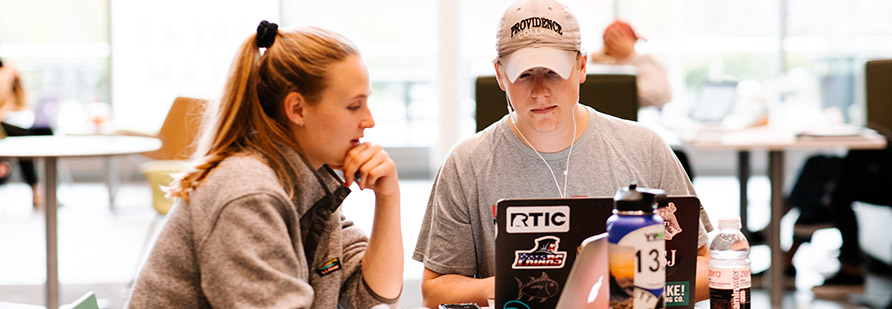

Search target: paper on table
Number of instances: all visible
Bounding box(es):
[721,128,796,145]
[797,125,869,137]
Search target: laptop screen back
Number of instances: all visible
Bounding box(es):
[494,196,701,309]
[689,82,737,123]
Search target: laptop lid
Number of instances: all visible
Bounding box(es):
[689,81,737,123]
[494,196,700,309]
[556,232,609,309]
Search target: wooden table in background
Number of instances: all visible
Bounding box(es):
[685,126,886,307]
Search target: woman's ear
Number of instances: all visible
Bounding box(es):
[284,92,307,127]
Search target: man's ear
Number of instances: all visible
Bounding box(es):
[578,54,588,84]
[494,62,507,91]
[284,92,307,127]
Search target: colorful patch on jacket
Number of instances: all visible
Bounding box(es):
[316,258,341,277]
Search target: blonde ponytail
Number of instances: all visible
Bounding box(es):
[168,25,358,201]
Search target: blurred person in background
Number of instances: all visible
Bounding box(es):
[590,20,672,109]
[128,22,403,308]
[590,21,696,181]
[0,60,13,180]
[0,58,46,209]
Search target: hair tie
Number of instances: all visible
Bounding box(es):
[256,20,278,48]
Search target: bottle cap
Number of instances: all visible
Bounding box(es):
[614,183,664,212]
[718,217,742,229]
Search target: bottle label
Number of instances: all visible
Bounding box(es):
[708,265,751,309]
[619,224,666,292]
[609,223,665,308]
[708,266,751,289]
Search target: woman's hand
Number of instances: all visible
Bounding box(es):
[343,142,404,299]
[339,142,399,198]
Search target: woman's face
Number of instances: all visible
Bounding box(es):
[295,54,374,169]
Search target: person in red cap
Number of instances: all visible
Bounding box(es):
[591,20,673,109]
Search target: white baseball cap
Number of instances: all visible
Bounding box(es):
[496,0,582,83]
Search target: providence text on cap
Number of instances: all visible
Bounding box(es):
[495,0,582,83]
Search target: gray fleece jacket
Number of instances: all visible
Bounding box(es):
[128,150,398,308]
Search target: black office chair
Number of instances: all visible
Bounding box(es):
[473,73,696,181]
[842,59,892,307]
[474,73,638,132]
[866,59,892,132]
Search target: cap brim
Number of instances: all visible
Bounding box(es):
[501,48,577,83]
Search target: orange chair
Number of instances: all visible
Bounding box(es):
[131,97,205,284]
[138,97,205,213]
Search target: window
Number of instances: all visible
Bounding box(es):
[111,0,279,133]
[282,0,438,147]
[785,0,892,125]
[0,0,110,133]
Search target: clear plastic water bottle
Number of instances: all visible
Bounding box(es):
[708,217,751,309]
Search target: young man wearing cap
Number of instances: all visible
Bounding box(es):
[413,0,713,307]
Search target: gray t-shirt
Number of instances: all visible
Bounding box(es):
[413,106,711,278]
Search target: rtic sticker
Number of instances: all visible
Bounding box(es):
[316,258,341,277]
[506,206,569,234]
[514,272,561,303]
[513,236,567,269]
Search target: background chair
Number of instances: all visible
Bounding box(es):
[473,73,698,180]
[130,97,205,285]
[474,73,638,132]
[137,96,205,213]
[866,59,892,132]
[843,59,892,308]
[142,96,206,161]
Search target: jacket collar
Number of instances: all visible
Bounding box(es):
[281,147,348,217]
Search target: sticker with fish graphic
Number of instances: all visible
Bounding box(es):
[514,272,560,303]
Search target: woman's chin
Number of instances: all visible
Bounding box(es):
[327,163,344,170]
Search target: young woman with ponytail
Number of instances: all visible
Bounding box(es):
[129,22,402,308]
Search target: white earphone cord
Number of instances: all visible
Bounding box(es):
[507,95,577,198]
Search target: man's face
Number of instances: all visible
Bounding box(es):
[494,55,586,135]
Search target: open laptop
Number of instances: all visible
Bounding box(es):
[494,196,701,309]
[689,81,737,123]
[555,232,609,309]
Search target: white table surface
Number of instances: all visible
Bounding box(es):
[0,135,161,308]
[0,135,161,158]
